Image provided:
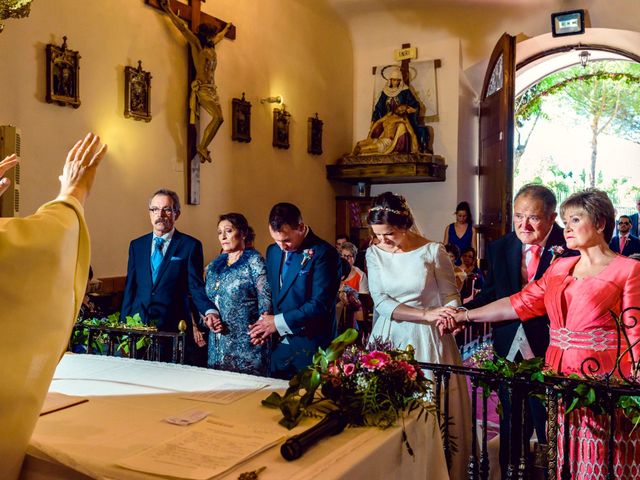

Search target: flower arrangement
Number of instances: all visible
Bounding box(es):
[301,248,314,267]
[262,329,435,449]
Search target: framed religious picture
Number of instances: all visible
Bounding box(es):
[307,113,323,155]
[45,36,81,108]
[231,93,251,142]
[124,60,152,122]
[272,107,290,149]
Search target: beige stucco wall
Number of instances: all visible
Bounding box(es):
[337,0,640,242]
[0,0,353,277]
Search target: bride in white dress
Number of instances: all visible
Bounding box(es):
[366,192,471,480]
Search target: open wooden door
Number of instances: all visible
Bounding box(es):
[477,33,516,255]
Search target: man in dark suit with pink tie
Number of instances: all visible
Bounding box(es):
[610,215,640,257]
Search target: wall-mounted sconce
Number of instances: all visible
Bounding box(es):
[579,50,591,68]
[260,95,283,104]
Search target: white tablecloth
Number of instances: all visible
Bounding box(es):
[21,354,448,480]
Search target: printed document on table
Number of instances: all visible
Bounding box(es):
[117,417,285,479]
[181,380,269,405]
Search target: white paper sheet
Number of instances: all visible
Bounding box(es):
[117,417,285,479]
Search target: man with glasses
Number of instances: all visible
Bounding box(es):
[121,189,219,364]
[610,215,640,257]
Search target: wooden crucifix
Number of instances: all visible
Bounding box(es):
[146,0,236,205]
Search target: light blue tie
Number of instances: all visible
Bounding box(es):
[151,237,165,282]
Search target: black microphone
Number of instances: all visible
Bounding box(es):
[280,410,348,461]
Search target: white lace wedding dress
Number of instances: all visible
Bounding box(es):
[366,241,471,480]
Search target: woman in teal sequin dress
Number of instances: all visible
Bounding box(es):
[204,213,272,376]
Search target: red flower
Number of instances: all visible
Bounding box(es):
[343,363,355,376]
[397,360,417,381]
[361,351,391,370]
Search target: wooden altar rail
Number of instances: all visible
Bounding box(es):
[419,362,640,480]
[74,325,186,364]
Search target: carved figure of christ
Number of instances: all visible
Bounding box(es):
[146,0,235,204]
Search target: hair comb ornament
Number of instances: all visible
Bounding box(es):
[368,206,409,216]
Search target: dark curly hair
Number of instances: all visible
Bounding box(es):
[366,191,414,230]
[218,213,252,243]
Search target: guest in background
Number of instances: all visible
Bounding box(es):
[459,246,484,301]
[444,243,466,291]
[630,196,640,237]
[0,133,107,479]
[445,188,640,480]
[609,215,640,257]
[366,191,471,480]
[120,189,219,364]
[249,203,340,379]
[335,233,349,250]
[339,241,369,295]
[443,201,477,262]
[337,242,369,334]
[204,213,271,376]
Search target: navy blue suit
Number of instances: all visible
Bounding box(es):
[609,233,640,257]
[630,212,639,238]
[266,229,340,379]
[121,230,216,361]
[466,223,570,478]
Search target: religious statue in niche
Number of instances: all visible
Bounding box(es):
[365,62,437,155]
[354,104,418,155]
[273,107,290,149]
[124,60,152,122]
[231,93,251,143]
[45,36,81,108]
[159,0,233,163]
[307,113,323,155]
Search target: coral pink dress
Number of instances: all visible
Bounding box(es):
[510,255,640,479]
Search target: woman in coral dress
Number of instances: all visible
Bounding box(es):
[446,189,640,479]
[366,191,471,480]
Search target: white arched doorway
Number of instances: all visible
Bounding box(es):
[514,30,640,215]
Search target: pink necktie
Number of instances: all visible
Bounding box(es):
[620,236,626,253]
[527,245,542,282]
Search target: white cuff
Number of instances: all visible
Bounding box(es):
[274,313,292,336]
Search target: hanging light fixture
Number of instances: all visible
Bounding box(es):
[579,50,591,68]
[0,0,34,33]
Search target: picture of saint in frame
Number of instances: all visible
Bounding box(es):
[231,93,251,142]
[46,36,81,108]
[124,61,152,122]
[273,108,290,149]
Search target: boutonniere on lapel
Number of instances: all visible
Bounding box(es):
[549,245,565,264]
[301,249,314,268]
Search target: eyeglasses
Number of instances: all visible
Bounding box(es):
[618,221,630,225]
[341,254,354,259]
[149,207,175,215]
